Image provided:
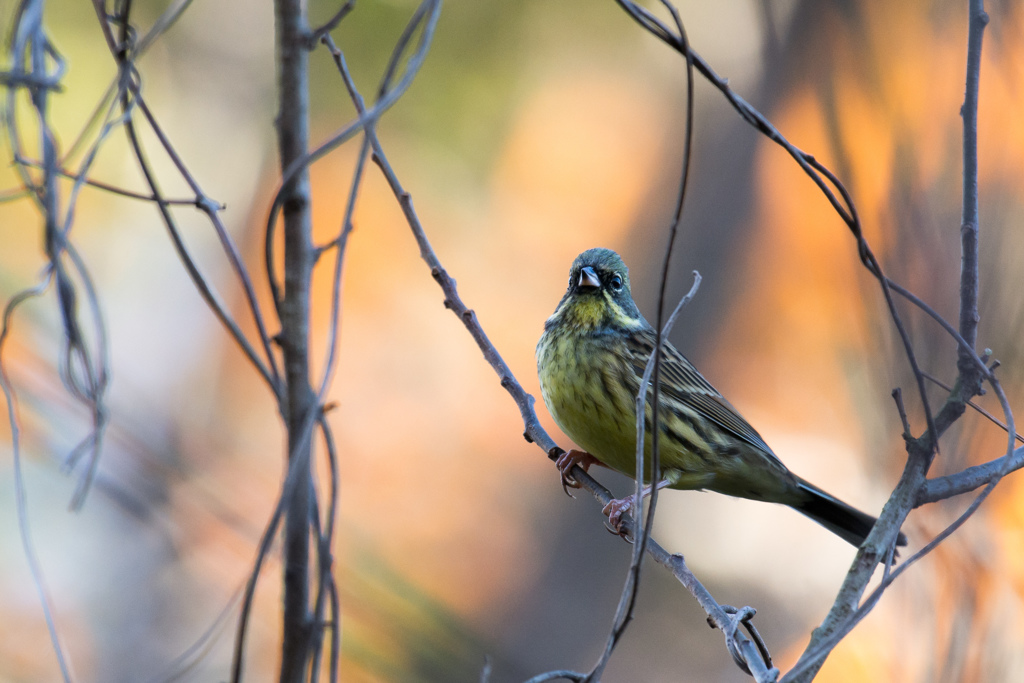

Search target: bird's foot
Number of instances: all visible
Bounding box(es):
[601,479,673,535]
[602,495,636,535]
[556,449,599,495]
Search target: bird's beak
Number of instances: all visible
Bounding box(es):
[578,266,600,291]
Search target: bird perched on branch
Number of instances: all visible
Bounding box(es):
[536,247,906,551]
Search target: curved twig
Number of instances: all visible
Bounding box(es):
[588,8,697,680]
[264,0,441,314]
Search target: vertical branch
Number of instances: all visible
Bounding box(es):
[275,0,316,681]
[784,2,992,681]
[1,2,76,678]
[957,0,987,380]
[640,0,694,565]
[587,6,695,681]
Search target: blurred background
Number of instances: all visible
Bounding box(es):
[2,0,1024,681]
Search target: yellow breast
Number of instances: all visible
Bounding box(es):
[537,322,722,485]
[537,327,641,476]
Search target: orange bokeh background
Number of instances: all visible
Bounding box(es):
[2,1,1024,681]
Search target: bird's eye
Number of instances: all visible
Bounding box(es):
[610,274,623,291]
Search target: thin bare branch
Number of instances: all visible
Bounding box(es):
[587,7,696,680]
[316,35,369,401]
[919,444,1024,505]
[89,3,283,395]
[921,371,1023,444]
[131,95,283,393]
[0,187,31,202]
[327,576,341,683]
[0,274,75,683]
[264,0,441,314]
[56,75,119,167]
[132,0,197,58]
[147,584,245,683]
[307,1,355,48]
[120,91,280,393]
[14,156,206,204]
[958,0,988,379]
[613,0,928,540]
[229,409,319,683]
[308,414,341,683]
[59,242,110,510]
[523,672,587,683]
[6,0,113,507]
[786,473,1002,682]
[664,554,777,681]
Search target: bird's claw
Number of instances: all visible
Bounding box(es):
[602,495,635,536]
[556,449,597,495]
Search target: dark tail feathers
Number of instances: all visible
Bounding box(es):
[792,481,908,550]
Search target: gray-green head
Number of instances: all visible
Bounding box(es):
[550,248,643,327]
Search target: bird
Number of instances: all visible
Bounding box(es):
[536,247,907,551]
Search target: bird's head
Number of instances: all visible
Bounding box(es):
[548,248,644,331]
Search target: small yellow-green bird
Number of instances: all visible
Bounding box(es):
[536,247,906,549]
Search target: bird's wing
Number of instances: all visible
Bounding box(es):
[624,328,781,461]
